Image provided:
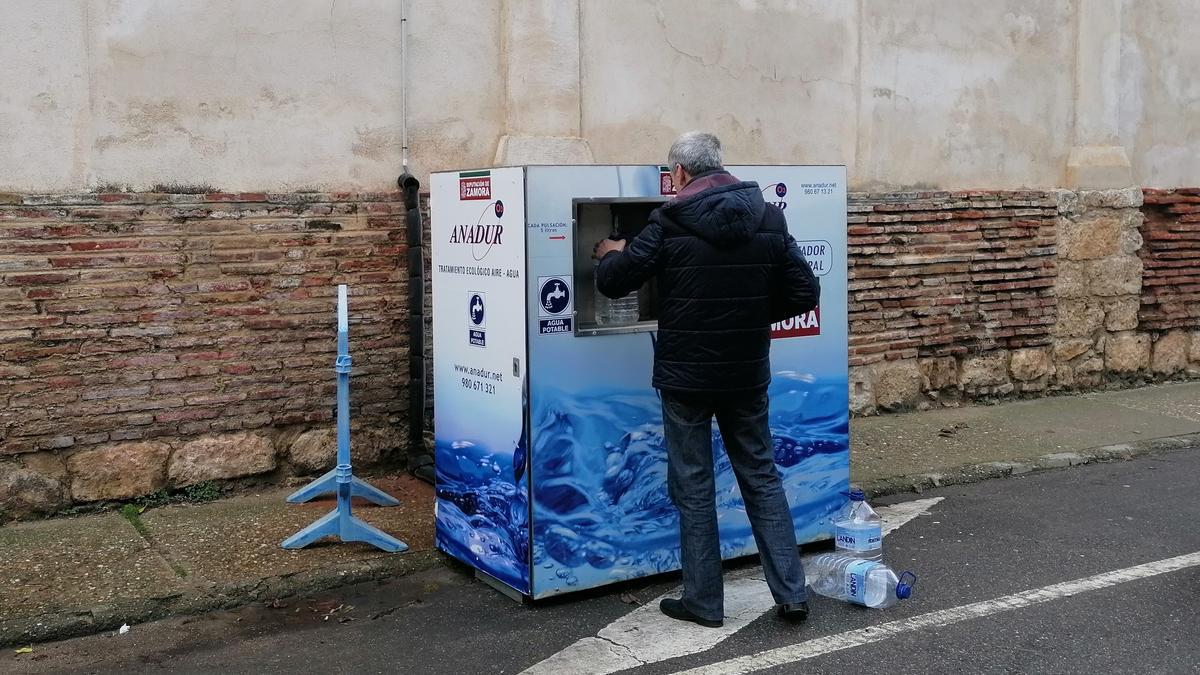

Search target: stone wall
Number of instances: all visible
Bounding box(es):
[0,191,411,519]
[847,190,1058,412]
[1139,189,1200,377]
[1053,188,1146,383]
[849,186,1200,415]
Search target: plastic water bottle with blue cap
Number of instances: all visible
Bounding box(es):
[835,487,883,562]
[809,553,916,609]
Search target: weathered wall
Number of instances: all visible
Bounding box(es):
[1120,0,1200,188]
[0,1,1195,191]
[854,0,1075,190]
[0,2,91,191]
[0,0,503,192]
[0,191,410,518]
[580,0,858,175]
[582,0,1075,190]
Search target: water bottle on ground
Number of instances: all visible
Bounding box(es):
[809,553,915,609]
[835,488,883,562]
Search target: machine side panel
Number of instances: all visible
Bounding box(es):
[729,164,851,535]
[431,167,531,595]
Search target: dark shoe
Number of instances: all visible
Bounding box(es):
[659,598,723,628]
[777,601,809,623]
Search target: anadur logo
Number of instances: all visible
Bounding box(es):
[762,182,787,210]
[449,179,506,261]
[771,306,820,339]
[448,223,504,246]
[459,170,491,200]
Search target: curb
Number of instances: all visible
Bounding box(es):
[0,549,441,648]
[861,432,1200,499]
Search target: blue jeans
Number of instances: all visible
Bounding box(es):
[661,389,807,622]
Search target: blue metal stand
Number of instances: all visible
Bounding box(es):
[281,285,408,553]
[285,469,400,506]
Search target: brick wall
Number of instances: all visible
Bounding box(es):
[0,191,411,517]
[6,186,1200,519]
[422,196,435,451]
[845,186,1200,414]
[845,190,1066,412]
[848,191,1058,366]
[1140,189,1200,331]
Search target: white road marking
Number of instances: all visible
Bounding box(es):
[521,577,773,675]
[522,637,642,674]
[520,498,943,675]
[672,550,1200,675]
[877,497,943,537]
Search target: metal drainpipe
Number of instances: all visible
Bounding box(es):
[398,0,434,482]
[400,0,409,173]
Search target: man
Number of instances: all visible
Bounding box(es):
[595,132,820,628]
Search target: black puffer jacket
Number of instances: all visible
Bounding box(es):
[597,170,820,393]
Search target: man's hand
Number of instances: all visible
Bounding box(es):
[594,238,627,260]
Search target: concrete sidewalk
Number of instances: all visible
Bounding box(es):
[3,382,1199,647]
[0,477,439,647]
[854,381,1200,493]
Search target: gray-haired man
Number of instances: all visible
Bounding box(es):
[596,132,820,627]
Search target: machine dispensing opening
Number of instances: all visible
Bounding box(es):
[572,197,667,336]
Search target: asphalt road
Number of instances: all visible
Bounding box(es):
[6,446,1199,674]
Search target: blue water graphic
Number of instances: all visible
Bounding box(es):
[435,439,530,592]
[531,373,848,593]
[435,372,849,596]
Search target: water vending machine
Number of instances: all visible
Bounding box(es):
[430,165,849,599]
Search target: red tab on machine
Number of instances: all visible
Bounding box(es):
[659,166,676,196]
[771,306,821,339]
[459,170,492,200]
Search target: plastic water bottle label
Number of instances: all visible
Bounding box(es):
[835,523,882,552]
[844,560,874,604]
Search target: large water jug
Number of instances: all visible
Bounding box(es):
[809,553,915,609]
[606,291,640,324]
[835,488,883,562]
[594,261,639,326]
